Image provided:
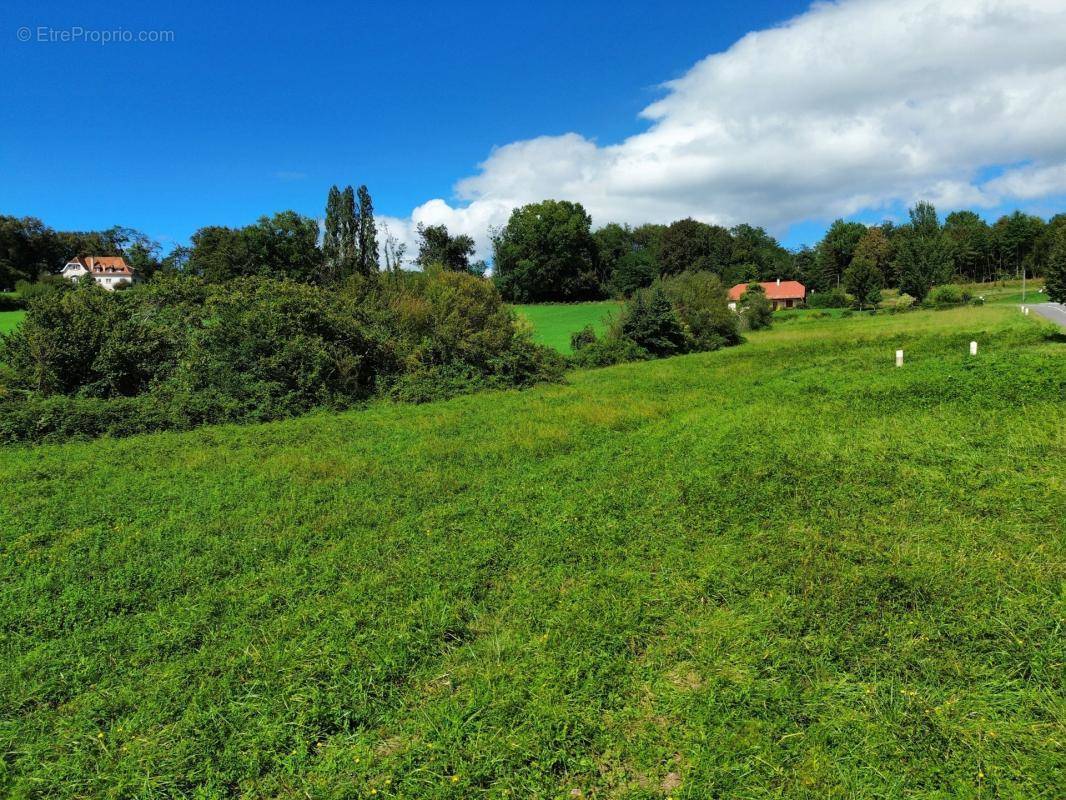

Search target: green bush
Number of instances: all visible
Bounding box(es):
[0,292,23,311]
[1,279,117,395]
[570,325,598,351]
[659,271,740,350]
[807,288,850,308]
[174,278,393,419]
[0,271,563,443]
[928,284,972,307]
[892,293,916,313]
[568,336,649,368]
[14,276,70,303]
[738,283,773,331]
[620,287,688,357]
[386,269,563,394]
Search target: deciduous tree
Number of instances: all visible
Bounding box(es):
[812,220,866,292]
[416,223,476,272]
[844,254,884,310]
[658,218,732,276]
[1044,225,1066,303]
[739,282,773,330]
[992,211,1045,278]
[894,228,953,302]
[491,200,601,302]
[852,226,894,287]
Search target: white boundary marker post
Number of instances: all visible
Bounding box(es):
[970,341,978,356]
[896,349,904,367]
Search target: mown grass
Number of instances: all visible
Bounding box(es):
[878,279,1046,306]
[961,279,1045,305]
[0,304,1063,798]
[0,310,24,334]
[513,301,622,352]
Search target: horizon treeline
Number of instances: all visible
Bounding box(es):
[2,192,1064,302]
[490,199,1066,303]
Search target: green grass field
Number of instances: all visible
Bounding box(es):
[514,300,622,352]
[512,282,1049,356]
[880,278,1046,306]
[0,310,24,334]
[1,304,1063,798]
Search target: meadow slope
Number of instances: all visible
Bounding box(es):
[513,301,621,353]
[0,311,24,335]
[0,305,1063,798]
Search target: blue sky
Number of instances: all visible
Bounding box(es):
[2,0,808,245]
[2,0,1065,255]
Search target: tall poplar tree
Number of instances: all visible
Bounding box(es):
[356,185,379,275]
[322,185,359,283]
[341,186,359,278]
[322,186,342,283]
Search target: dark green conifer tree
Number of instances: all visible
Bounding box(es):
[356,185,378,275]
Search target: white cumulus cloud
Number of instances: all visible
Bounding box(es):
[384,0,1066,261]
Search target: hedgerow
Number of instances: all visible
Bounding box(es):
[569,271,744,367]
[0,270,562,443]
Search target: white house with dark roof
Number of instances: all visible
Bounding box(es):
[61,256,138,291]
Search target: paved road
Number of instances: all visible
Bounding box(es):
[1026,302,1066,329]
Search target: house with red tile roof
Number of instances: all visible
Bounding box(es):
[728,279,806,311]
[61,256,138,291]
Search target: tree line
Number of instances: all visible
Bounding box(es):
[0,185,478,290]
[490,199,1066,304]
[3,191,1066,304]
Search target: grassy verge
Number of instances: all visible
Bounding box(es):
[513,300,622,352]
[0,310,25,334]
[0,304,1063,798]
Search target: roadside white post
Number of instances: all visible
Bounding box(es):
[896,349,904,367]
[970,341,977,356]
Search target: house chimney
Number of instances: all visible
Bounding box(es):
[776,278,781,286]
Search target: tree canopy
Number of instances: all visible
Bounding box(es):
[187,212,322,283]
[491,200,602,302]
[7,188,1066,304]
[812,220,867,292]
[1044,225,1066,303]
[322,185,358,283]
[658,218,732,276]
[416,223,477,272]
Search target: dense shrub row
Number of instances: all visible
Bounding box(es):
[801,284,986,313]
[569,272,747,367]
[806,288,850,308]
[0,271,563,443]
